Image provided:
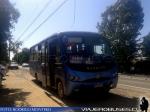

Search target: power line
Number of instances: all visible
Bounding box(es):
[69,0,76,28]
[22,0,69,43]
[16,0,53,41]
[73,0,76,27]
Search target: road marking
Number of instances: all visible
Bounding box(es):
[119,76,150,81]
[119,84,150,91]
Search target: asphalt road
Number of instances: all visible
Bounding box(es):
[118,74,150,90]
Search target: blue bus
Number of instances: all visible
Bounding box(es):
[30,31,118,98]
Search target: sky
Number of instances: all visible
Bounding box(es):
[10,0,150,49]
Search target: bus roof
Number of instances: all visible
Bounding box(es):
[30,31,104,49]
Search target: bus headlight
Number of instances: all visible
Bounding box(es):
[112,73,118,77]
[68,74,80,81]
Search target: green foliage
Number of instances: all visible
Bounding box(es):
[13,48,30,64]
[9,38,22,53]
[0,42,8,63]
[97,0,144,71]
[0,0,20,63]
[143,33,150,57]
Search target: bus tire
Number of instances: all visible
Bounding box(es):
[101,88,110,96]
[57,81,65,99]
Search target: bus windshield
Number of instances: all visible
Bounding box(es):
[65,37,111,55]
[65,37,113,71]
[65,37,111,56]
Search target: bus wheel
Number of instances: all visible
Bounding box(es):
[101,88,110,96]
[57,81,64,99]
[103,87,110,92]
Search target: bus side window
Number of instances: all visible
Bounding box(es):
[56,43,61,63]
[33,47,36,61]
[34,46,38,61]
[37,45,41,62]
[49,42,56,63]
[41,43,45,63]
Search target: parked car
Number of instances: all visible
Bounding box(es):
[0,65,5,87]
[22,63,29,67]
[0,64,6,77]
[0,64,8,87]
[0,73,2,86]
[8,62,19,69]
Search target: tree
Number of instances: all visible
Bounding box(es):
[97,0,144,71]
[0,0,20,64]
[13,48,30,64]
[142,33,150,57]
[8,37,22,58]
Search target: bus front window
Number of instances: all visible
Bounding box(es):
[94,44,105,55]
[64,36,112,65]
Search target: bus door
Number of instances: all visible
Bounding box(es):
[49,38,62,87]
[41,43,46,87]
[49,40,56,87]
[41,43,50,87]
[45,44,49,87]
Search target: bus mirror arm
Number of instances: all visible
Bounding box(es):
[55,62,63,69]
[60,55,68,63]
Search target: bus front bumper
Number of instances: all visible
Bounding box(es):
[64,76,118,96]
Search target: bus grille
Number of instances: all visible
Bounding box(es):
[83,77,111,83]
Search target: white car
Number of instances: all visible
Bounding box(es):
[22,63,29,67]
[8,62,19,69]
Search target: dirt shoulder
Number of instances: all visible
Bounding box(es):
[0,69,64,107]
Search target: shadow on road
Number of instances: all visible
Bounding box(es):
[0,85,31,107]
[32,80,42,87]
[63,92,139,107]
[46,90,139,108]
